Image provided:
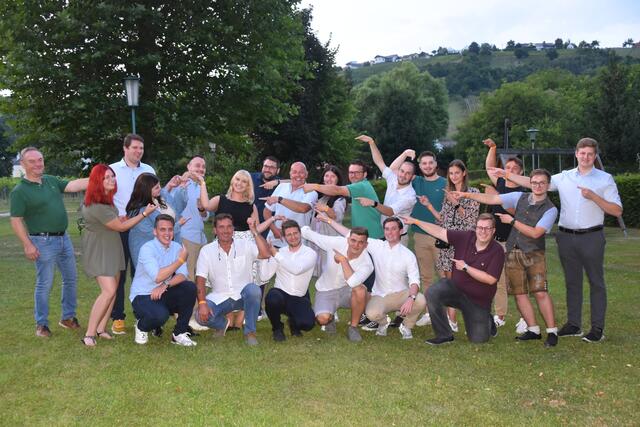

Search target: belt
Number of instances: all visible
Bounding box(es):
[29,232,65,237]
[558,225,603,235]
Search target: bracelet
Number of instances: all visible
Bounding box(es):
[198,300,207,305]
[178,257,185,264]
[327,219,332,224]
[197,207,205,212]
[142,211,147,217]
[315,184,321,191]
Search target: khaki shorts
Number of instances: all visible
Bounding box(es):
[505,249,548,295]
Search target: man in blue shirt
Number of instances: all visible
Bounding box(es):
[130,214,197,347]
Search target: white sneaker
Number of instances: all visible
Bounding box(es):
[493,314,506,328]
[515,318,528,335]
[134,321,148,345]
[172,332,197,347]
[398,323,413,340]
[189,317,209,331]
[416,313,432,326]
[449,319,459,333]
[376,322,389,336]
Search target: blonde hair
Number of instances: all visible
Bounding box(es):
[226,169,254,203]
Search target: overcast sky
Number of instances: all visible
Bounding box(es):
[301,0,640,66]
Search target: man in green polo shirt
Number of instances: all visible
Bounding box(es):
[10,147,88,337]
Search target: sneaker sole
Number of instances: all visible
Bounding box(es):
[172,340,197,347]
[558,332,583,337]
[425,339,453,346]
[582,335,605,343]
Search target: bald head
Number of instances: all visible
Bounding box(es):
[290,161,308,187]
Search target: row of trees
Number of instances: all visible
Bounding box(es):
[455,58,640,172]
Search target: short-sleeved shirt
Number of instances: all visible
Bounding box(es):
[265,183,318,247]
[130,239,189,301]
[196,239,259,304]
[550,167,622,229]
[10,175,69,233]
[447,230,505,309]
[490,177,527,241]
[499,192,558,232]
[346,180,383,239]
[110,159,156,216]
[381,167,416,234]
[410,175,446,234]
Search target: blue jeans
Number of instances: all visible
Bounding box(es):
[197,283,261,334]
[131,281,197,335]
[31,233,77,326]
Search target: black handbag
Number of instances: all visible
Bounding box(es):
[435,238,450,249]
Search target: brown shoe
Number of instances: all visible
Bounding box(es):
[36,325,52,337]
[59,317,81,329]
[212,319,231,338]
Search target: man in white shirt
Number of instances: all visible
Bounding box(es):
[301,222,374,342]
[355,135,417,245]
[262,162,318,248]
[194,213,271,345]
[260,220,317,341]
[491,137,622,343]
[109,133,156,335]
[320,216,425,340]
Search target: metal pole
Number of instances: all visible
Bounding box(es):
[131,107,137,134]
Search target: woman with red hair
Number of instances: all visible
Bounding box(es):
[81,164,156,346]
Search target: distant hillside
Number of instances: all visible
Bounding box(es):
[347,48,640,138]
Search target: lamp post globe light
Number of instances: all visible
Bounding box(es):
[123,76,140,134]
[526,127,539,170]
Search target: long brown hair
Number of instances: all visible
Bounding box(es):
[446,159,469,192]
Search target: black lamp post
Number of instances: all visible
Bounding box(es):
[123,76,140,134]
[526,128,539,170]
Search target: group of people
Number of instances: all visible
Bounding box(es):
[10,132,622,348]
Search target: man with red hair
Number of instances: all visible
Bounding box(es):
[10,147,88,337]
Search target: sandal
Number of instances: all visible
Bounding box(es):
[81,336,97,347]
[97,331,114,340]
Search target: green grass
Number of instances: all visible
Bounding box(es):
[1,210,639,426]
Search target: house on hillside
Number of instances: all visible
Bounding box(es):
[534,42,555,51]
[345,61,364,69]
[566,43,577,49]
[373,54,400,64]
[633,42,640,49]
[401,53,419,61]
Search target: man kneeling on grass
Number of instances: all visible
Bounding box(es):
[194,214,271,346]
[130,214,197,347]
[401,213,504,345]
[259,220,317,342]
[301,218,374,342]
[451,169,559,347]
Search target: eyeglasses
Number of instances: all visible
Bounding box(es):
[530,181,548,187]
[476,226,494,232]
[348,170,364,175]
[262,164,278,170]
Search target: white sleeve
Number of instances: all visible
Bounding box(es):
[333,198,346,223]
[301,226,341,252]
[257,258,277,282]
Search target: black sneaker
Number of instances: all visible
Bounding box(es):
[516,330,542,341]
[152,326,163,337]
[358,314,369,326]
[557,323,583,337]
[425,336,454,346]
[272,329,286,342]
[582,328,605,343]
[288,319,302,337]
[361,320,379,331]
[490,320,498,338]
[545,333,558,347]
[389,315,404,328]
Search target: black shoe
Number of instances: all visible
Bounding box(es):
[490,320,498,338]
[361,320,379,331]
[358,314,369,326]
[389,315,404,328]
[557,323,583,337]
[545,333,558,347]
[272,329,286,342]
[516,330,542,341]
[288,319,302,337]
[425,336,454,346]
[582,328,605,343]
[152,326,163,337]
[185,325,199,337]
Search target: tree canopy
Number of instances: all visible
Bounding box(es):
[353,62,448,163]
[0,0,307,176]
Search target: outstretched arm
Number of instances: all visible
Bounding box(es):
[488,167,531,189]
[303,183,350,197]
[315,209,350,237]
[400,215,448,242]
[64,178,89,193]
[356,135,386,173]
[448,190,502,206]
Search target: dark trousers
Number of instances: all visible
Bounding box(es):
[427,278,493,343]
[265,288,315,333]
[131,281,197,335]
[112,230,135,321]
[556,229,607,330]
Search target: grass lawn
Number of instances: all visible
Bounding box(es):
[1,210,639,426]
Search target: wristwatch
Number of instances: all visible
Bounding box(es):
[278,196,283,204]
[373,201,379,208]
[462,262,468,272]
[510,218,516,226]
[409,294,417,301]
[163,278,171,288]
